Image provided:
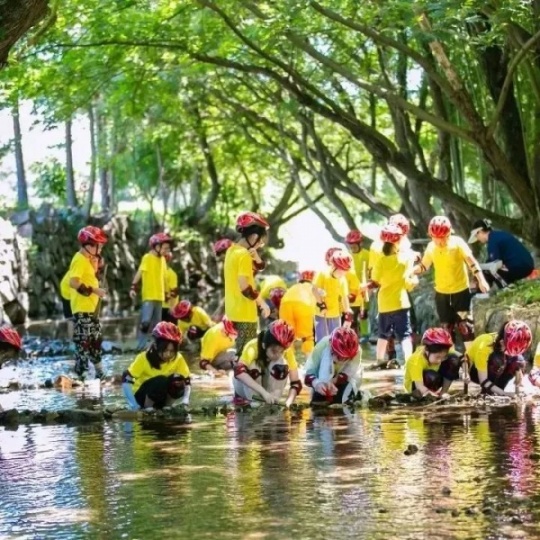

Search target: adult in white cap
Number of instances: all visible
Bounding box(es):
[468,219,534,288]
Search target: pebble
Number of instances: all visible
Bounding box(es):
[451,509,460,518]
[441,486,451,496]
[378,508,388,514]
[510,516,523,525]
[464,507,478,516]
[404,444,419,456]
[528,452,540,461]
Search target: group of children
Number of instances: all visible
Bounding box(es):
[0,209,538,413]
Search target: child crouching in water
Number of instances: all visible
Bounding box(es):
[304,327,362,404]
[233,320,302,407]
[404,328,462,398]
[122,322,191,410]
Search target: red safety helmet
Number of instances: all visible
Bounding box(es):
[330,250,352,271]
[299,270,315,282]
[149,232,172,249]
[324,247,341,264]
[77,226,108,245]
[172,300,192,320]
[152,321,182,344]
[213,238,233,256]
[504,320,532,356]
[267,320,295,349]
[380,224,403,244]
[330,327,359,360]
[235,211,269,232]
[389,214,410,235]
[221,317,238,339]
[422,328,453,348]
[428,216,452,239]
[269,288,286,310]
[345,230,363,244]
[0,326,22,350]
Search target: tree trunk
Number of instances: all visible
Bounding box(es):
[83,105,97,219]
[12,102,28,209]
[0,0,49,68]
[96,106,111,213]
[65,118,78,209]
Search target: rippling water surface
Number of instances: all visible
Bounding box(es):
[2,350,540,539]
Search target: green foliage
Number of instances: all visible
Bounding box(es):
[3,0,540,244]
[31,158,67,204]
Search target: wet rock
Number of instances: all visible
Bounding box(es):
[464,507,478,516]
[451,509,460,518]
[56,409,105,423]
[482,507,495,515]
[378,508,388,514]
[434,507,449,514]
[528,452,540,461]
[441,486,452,496]
[7,381,21,390]
[44,379,53,389]
[510,516,523,525]
[1,409,20,424]
[404,444,419,456]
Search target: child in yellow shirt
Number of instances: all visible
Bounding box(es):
[68,226,108,380]
[199,317,238,373]
[314,250,353,342]
[162,252,179,323]
[370,224,418,369]
[172,300,215,341]
[280,270,324,354]
[404,328,462,398]
[130,232,172,350]
[122,322,190,410]
[466,320,531,395]
[224,212,271,355]
[233,320,301,406]
[415,216,489,349]
[345,229,370,338]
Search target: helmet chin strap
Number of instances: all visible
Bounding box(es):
[246,234,261,249]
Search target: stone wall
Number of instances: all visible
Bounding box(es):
[9,206,230,320]
[0,217,28,324]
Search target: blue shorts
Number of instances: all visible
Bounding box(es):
[378,309,411,340]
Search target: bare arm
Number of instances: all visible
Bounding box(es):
[235,371,274,403]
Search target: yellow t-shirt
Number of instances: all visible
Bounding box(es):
[260,275,288,300]
[368,241,383,274]
[281,282,316,310]
[162,267,179,309]
[421,236,472,294]
[534,343,540,368]
[404,346,440,393]
[69,253,99,315]
[177,306,215,334]
[467,333,497,373]
[128,351,190,394]
[139,253,167,302]
[345,269,362,308]
[60,269,72,301]
[224,244,258,323]
[200,323,235,361]
[314,269,348,318]
[351,249,370,282]
[372,253,413,313]
[240,338,298,370]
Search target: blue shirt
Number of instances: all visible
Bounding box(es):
[487,230,533,277]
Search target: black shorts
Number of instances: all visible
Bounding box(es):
[135,375,185,409]
[435,289,471,325]
[378,309,412,340]
[62,298,73,319]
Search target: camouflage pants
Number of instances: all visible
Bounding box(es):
[73,312,103,377]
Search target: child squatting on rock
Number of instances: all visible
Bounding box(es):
[122,322,191,411]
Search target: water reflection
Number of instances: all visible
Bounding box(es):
[3,405,540,538]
